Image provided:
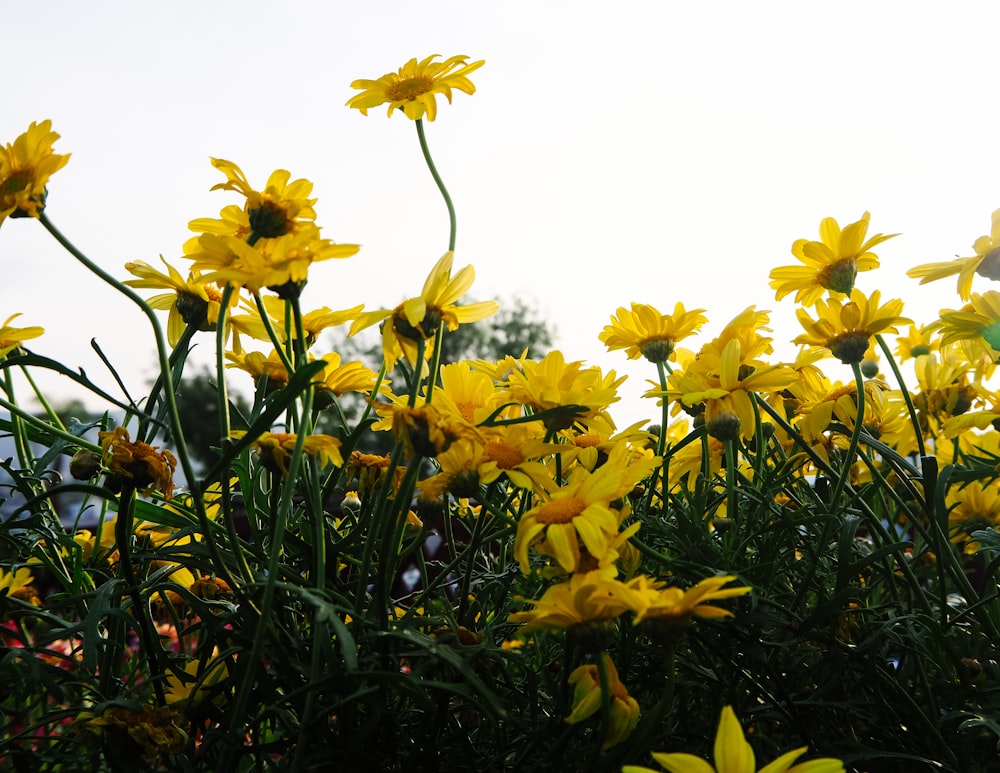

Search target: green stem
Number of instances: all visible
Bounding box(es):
[416,119,457,252]
[828,362,866,511]
[38,213,198,491]
[116,484,166,705]
[875,334,926,459]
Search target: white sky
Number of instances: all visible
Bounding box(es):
[4,1,999,428]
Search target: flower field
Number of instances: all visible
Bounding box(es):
[2,56,1000,772]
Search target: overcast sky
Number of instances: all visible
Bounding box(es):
[4,1,998,427]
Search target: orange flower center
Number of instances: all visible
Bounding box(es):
[387,76,435,101]
[484,439,524,469]
[535,496,585,524]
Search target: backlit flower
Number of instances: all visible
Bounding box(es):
[794,289,909,364]
[347,54,485,121]
[232,430,343,475]
[98,426,177,499]
[907,208,1000,301]
[504,350,624,432]
[0,120,70,225]
[0,313,43,358]
[350,252,498,371]
[389,403,474,459]
[564,654,640,750]
[933,290,1000,351]
[600,302,708,363]
[623,704,845,773]
[192,227,359,295]
[313,351,387,402]
[770,212,895,304]
[209,158,317,240]
[123,257,228,346]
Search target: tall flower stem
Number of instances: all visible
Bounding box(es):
[116,482,166,706]
[415,119,457,251]
[38,214,197,490]
[828,362,867,511]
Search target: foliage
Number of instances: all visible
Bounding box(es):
[2,57,1000,773]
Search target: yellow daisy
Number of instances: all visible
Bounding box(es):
[507,570,635,634]
[350,252,498,371]
[564,654,640,750]
[599,302,708,363]
[231,430,343,475]
[347,54,485,121]
[208,158,317,240]
[98,426,177,499]
[770,212,896,305]
[623,704,845,773]
[0,120,70,225]
[933,290,1000,351]
[123,257,229,346]
[794,289,909,364]
[0,313,44,358]
[907,208,1000,301]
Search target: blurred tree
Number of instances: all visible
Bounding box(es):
[168,365,252,471]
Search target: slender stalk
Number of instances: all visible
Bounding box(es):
[828,362,866,511]
[115,483,166,705]
[415,119,457,252]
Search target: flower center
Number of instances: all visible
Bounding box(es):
[639,337,675,363]
[1,170,30,196]
[535,496,585,524]
[386,76,435,101]
[818,257,858,295]
[484,439,524,469]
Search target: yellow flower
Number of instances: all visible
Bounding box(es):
[600,302,708,363]
[345,451,402,496]
[564,654,640,750]
[667,332,796,441]
[893,324,938,362]
[794,289,909,364]
[507,570,635,635]
[123,257,228,346]
[98,426,177,499]
[947,480,1000,553]
[769,212,895,304]
[624,575,750,642]
[208,158,317,239]
[164,656,229,707]
[225,349,290,386]
[232,430,343,475]
[623,704,845,773]
[192,227,359,295]
[389,403,475,460]
[79,705,188,755]
[933,290,1000,351]
[0,567,41,612]
[0,120,70,225]
[514,447,659,575]
[907,208,1000,301]
[0,313,44,358]
[313,351,387,402]
[350,252,498,371]
[504,350,624,432]
[347,54,485,121]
